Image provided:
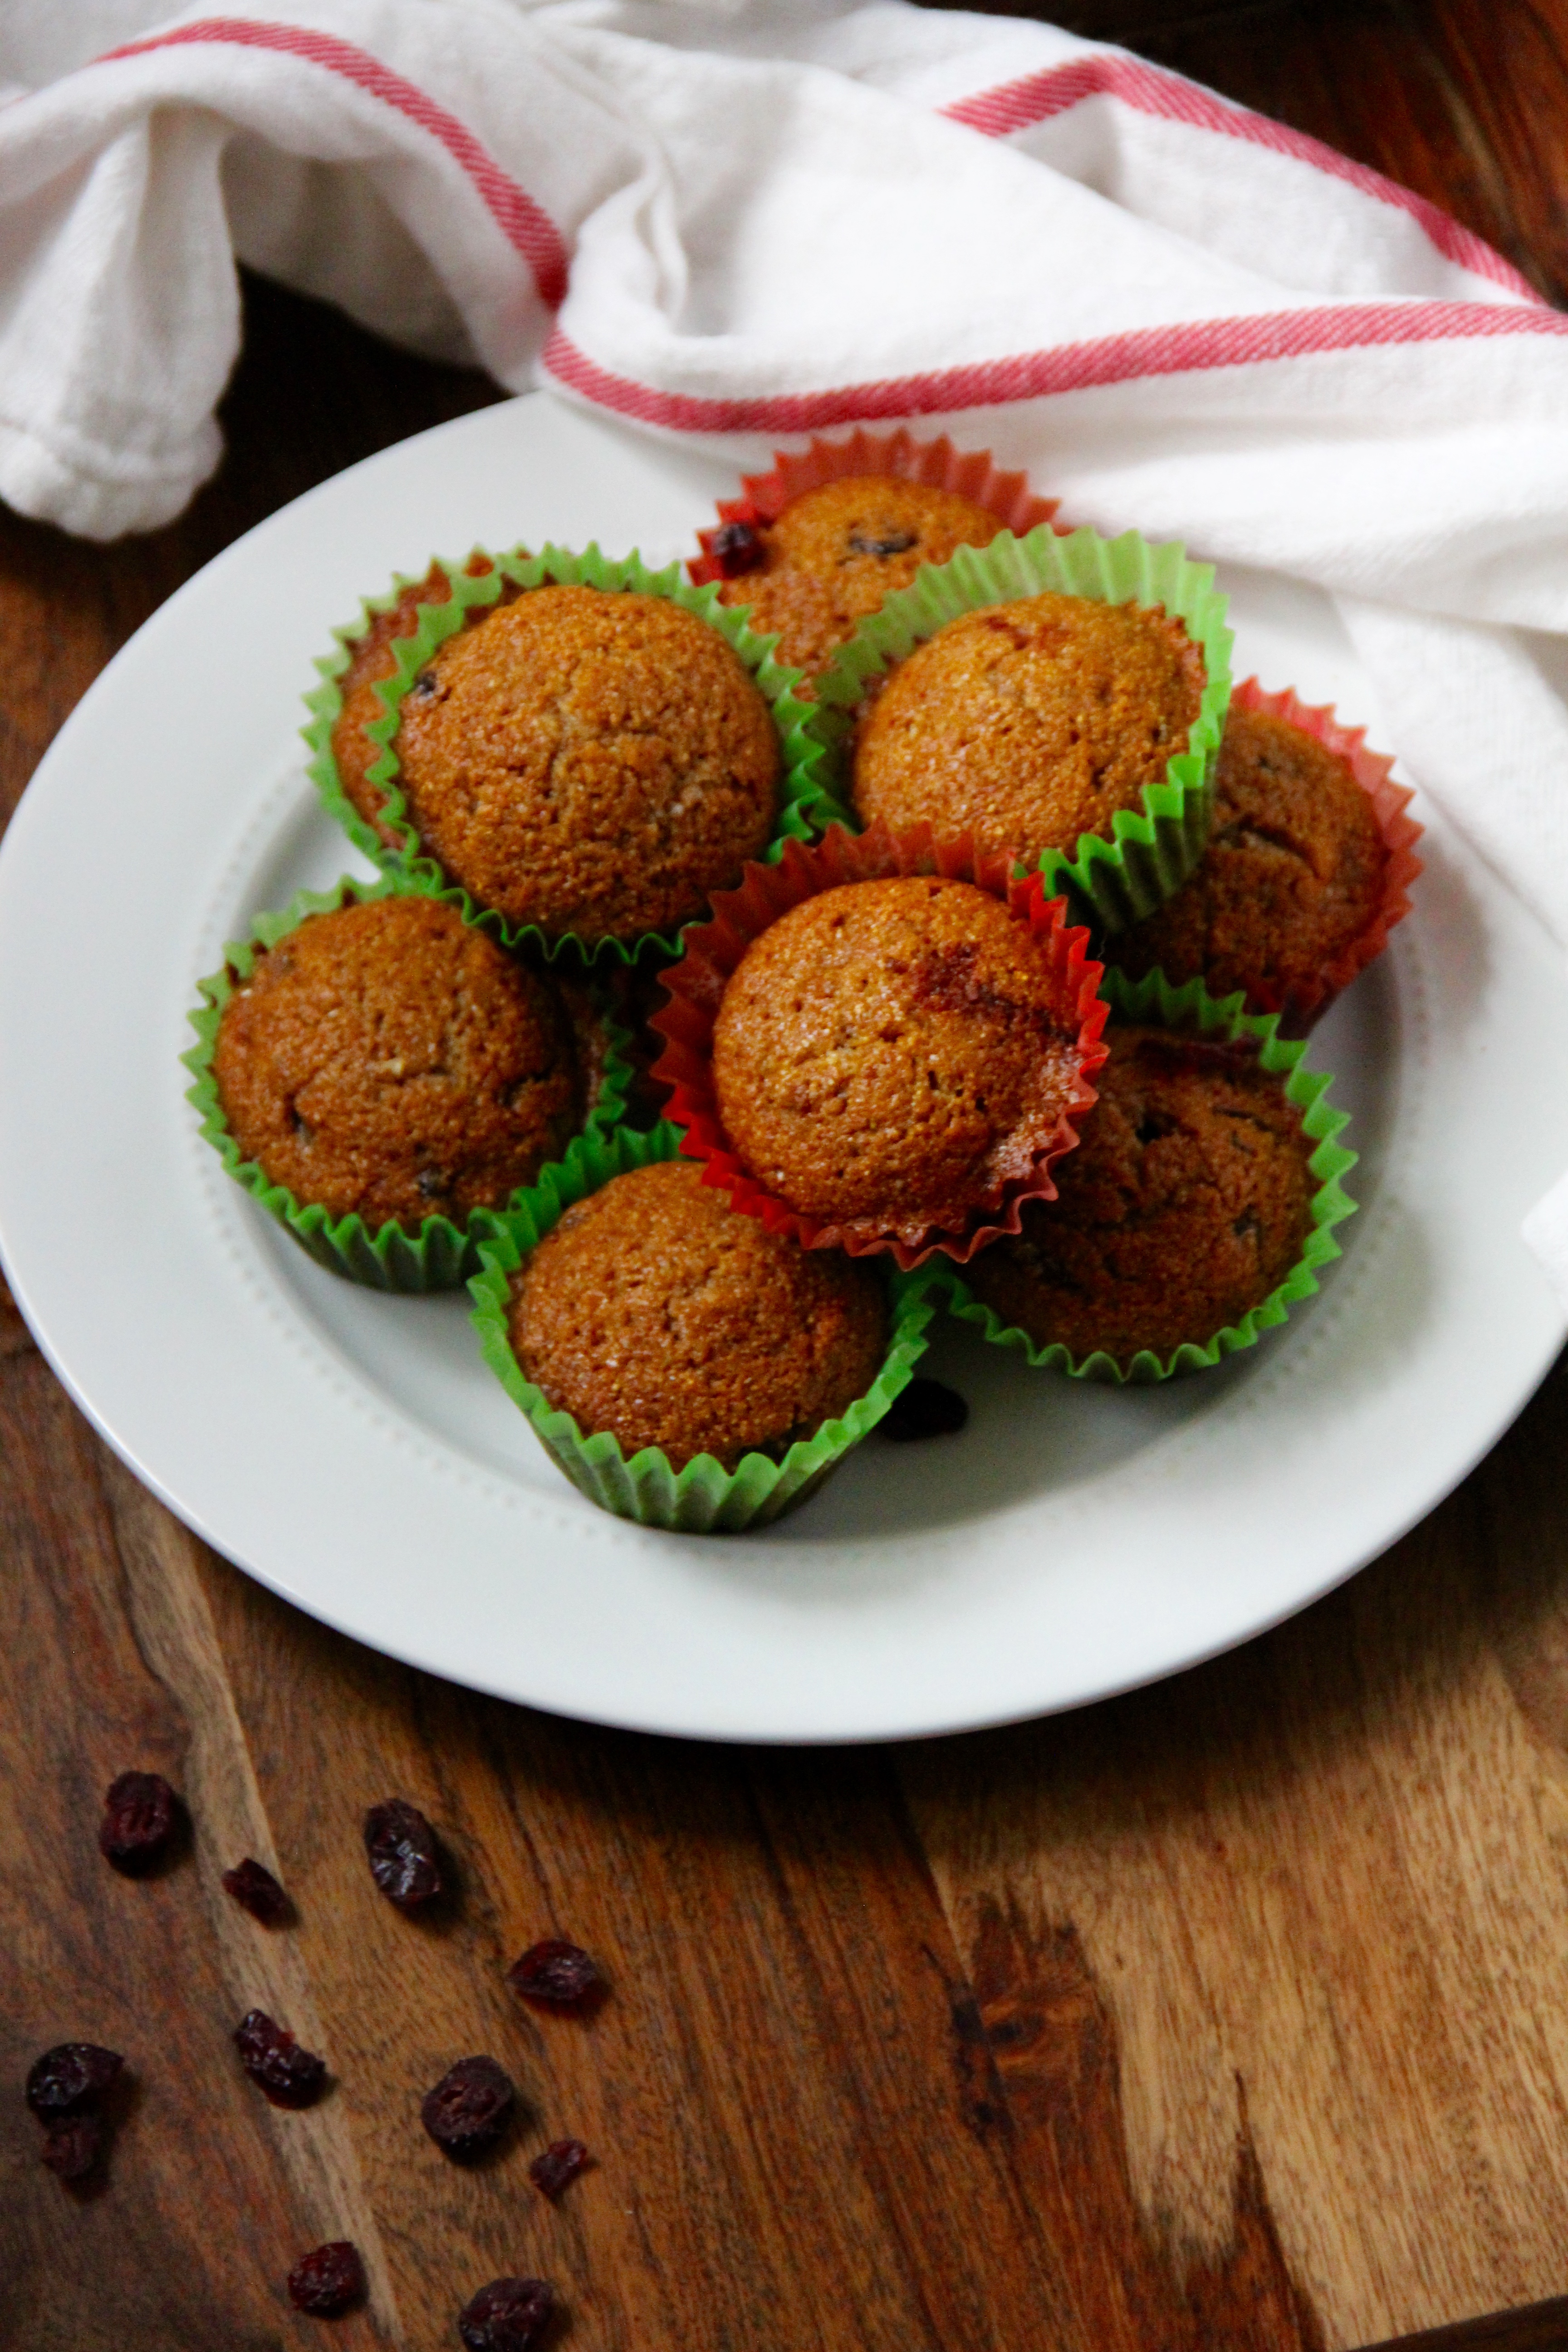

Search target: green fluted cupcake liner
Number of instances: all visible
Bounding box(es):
[923,965,1357,1383]
[811,525,1234,931]
[301,544,852,969]
[470,1122,936,1532]
[182,872,636,1293]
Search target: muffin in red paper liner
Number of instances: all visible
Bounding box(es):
[688,430,1060,684]
[649,824,1109,1271]
[1107,677,1423,1031]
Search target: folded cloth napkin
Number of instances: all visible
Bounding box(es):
[4,0,1568,1293]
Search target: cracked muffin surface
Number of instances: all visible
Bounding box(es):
[212,896,581,1232]
[1110,704,1387,1010]
[711,876,1084,1239]
[511,1160,888,1470]
[965,1024,1313,1367]
[391,585,780,943]
[717,476,1005,681]
[852,591,1205,864]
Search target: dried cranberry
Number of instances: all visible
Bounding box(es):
[421,2057,516,2161]
[222,1857,292,1926]
[529,2139,591,2200]
[98,1771,178,1874]
[234,2009,327,2109]
[705,520,765,578]
[288,2241,366,2317]
[848,527,918,558]
[507,1939,603,2008]
[25,2043,124,2118]
[363,1799,444,1911]
[40,2112,104,2181]
[458,2276,556,2352]
[881,1378,969,1442]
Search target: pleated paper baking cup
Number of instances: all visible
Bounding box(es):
[813,525,1234,931]
[300,544,850,968]
[649,822,1111,1272]
[469,1122,936,1533]
[1107,676,1423,1034]
[182,873,635,1293]
[925,965,1357,1383]
[687,428,1060,585]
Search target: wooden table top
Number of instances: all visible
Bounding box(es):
[5,5,1568,2346]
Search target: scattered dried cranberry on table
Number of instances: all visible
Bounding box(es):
[507,1939,603,2008]
[287,2240,367,2317]
[421,2056,516,2161]
[234,2009,327,2108]
[25,2042,124,2116]
[458,2276,556,2351]
[880,1377,969,1442]
[98,1770,180,1873]
[40,2112,105,2180]
[529,2139,591,2200]
[363,1798,445,1910]
[222,1856,292,1926]
[705,519,765,578]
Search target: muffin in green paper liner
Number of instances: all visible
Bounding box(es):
[182,873,635,1294]
[300,543,850,968]
[811,525,1233,932]
[469,1122,937,1534]
[921,965,1357,1384]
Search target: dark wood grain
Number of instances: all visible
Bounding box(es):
[4,6,1568,2348]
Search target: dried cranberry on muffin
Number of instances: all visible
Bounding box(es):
[510,1161,888,1471]
[389,586,779,945]
[714,476,1007,682]
[965,1024,1314,1369]
[852,593,1205,867]
[1109,701,1389,1018]
[212,896,581,1232]
[710,875,1088,1246]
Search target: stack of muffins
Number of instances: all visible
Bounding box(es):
[185,430,1419,1534]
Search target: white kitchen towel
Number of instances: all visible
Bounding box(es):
[3,0,1568,1296]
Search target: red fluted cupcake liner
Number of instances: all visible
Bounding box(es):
[688,429,1060,584]
[649,823,1110,1271]
[1230,677,1424,1030]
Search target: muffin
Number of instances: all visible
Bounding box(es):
[852,592,1206,866]
[510,1160,888,1471]
[342,581,781,945]
[711,875,1090,1245]
[212,895,581,1232]
[1109,699,1392,1019]
[964,1023,1314,1368]
[330,557,508,851]
[712,476,1007,681]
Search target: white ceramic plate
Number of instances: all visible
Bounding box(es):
[1,394,1564,1745]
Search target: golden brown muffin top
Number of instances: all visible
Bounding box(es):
[213,896,581,1233]
[388,585,780,944]
[717,475,1004,681]
[965,1023,1312,1367]
[1110,705,1388,1010]
[511,1160,888,1471]
[852,592,1205,864]
[711,876,1084,1239]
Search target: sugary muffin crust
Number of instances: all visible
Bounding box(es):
[511,1160,888,1471]
[392,585,780,943]
[213,896,581,1232]
[852,592,1205,864]
[717,476,1005,680]
[710,875,1084,1236]
[1110,704,1388,1009]
[965,1024,1313,1367]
